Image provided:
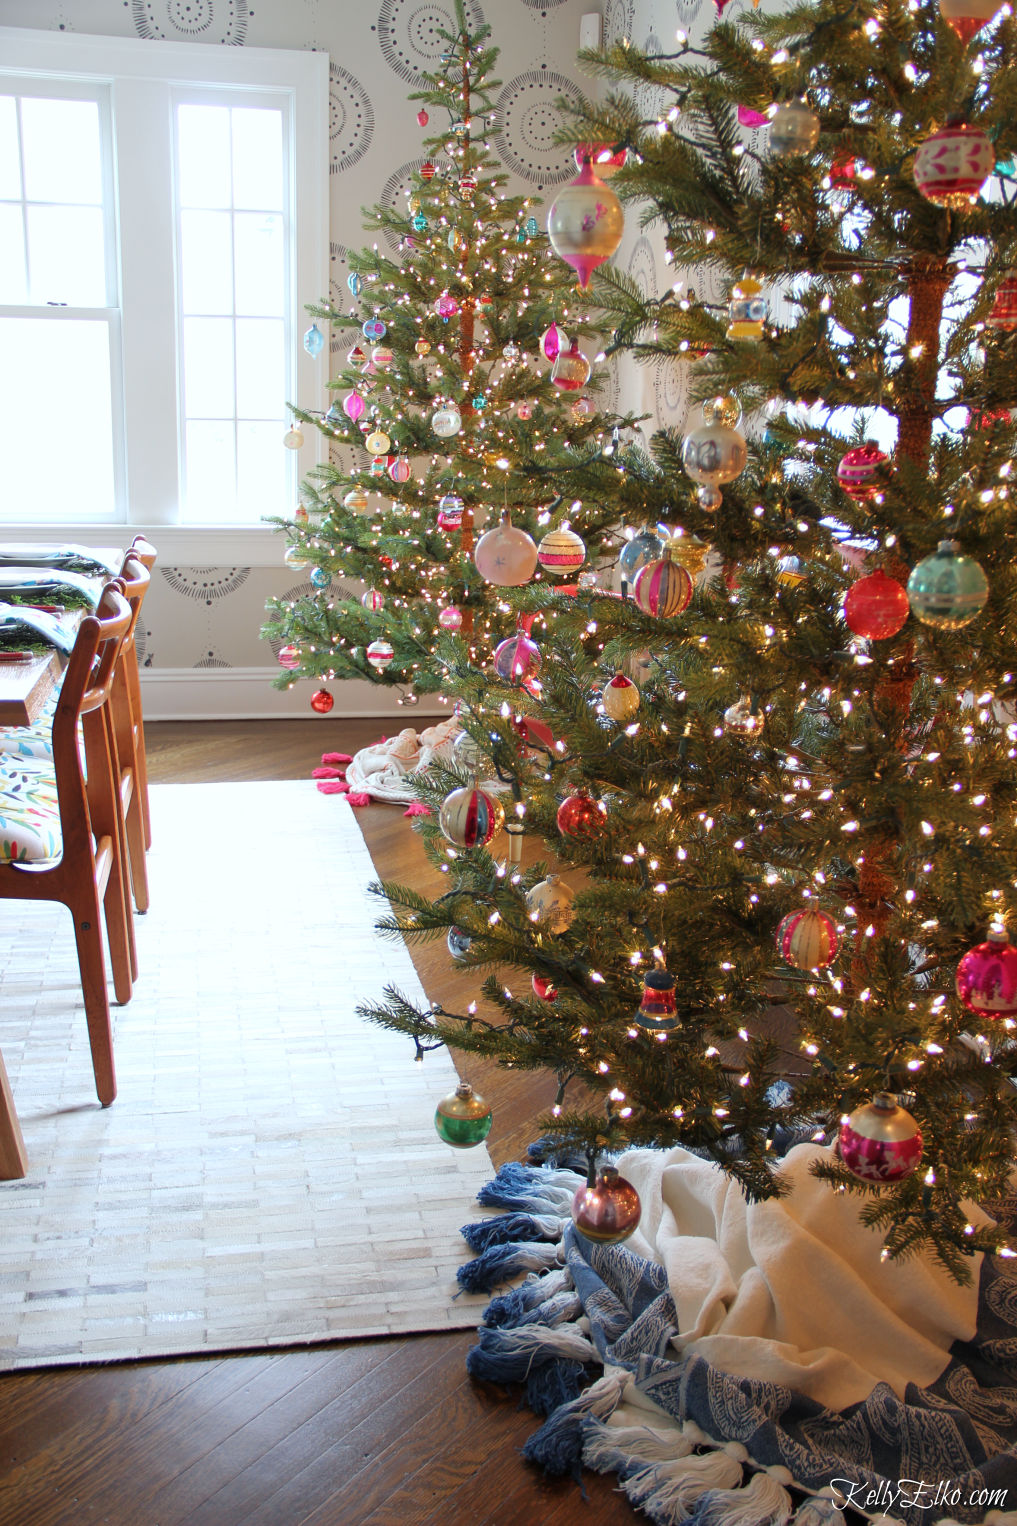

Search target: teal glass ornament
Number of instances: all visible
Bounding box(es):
[907,540,989,630]
[515,229,527,244]
[303,323,324,358]
[310,567,330,588]
[347,272,362,296]
[411,213,428,231]
[434,1081,493,1148]
[472,394,487,410]
[525,215,539,237]
[324,401,343,426]
[619,526,666,581]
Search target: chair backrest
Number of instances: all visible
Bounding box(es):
[109,553,150,764]
[129,535,157,572]
[52,584,132,852]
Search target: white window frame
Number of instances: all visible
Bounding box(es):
[0,27,329,564]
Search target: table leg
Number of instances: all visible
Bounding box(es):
[0,1049,27,1179]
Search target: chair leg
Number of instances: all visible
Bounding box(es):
[134,717,152,852]
[68,892,117,1107]
[102,837,135,1004]
[125,783,149,915]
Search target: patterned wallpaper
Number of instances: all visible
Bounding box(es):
[0,0,725,714]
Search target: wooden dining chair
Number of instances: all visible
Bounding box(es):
[127,536,156,852]
[109,552,151,915]
[0,585,133,1106]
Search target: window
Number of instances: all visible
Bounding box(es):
[0,28,328,555]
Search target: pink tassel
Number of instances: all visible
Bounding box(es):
[317,780,350,795]
[403,802,431,817]
[311,766,344,779]
[321,751,353,765]
[347,791,371,807]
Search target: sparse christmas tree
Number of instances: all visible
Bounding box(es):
[263,2,658,708]
[359,0,1017,1276]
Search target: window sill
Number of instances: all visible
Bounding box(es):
[3,524,286,567]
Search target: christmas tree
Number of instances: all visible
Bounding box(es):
[359,0,1017,1277]
[263,2,656,708]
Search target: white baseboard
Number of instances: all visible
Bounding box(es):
[139,666,448,722]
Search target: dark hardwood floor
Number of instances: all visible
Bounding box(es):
[0,719,639,1526]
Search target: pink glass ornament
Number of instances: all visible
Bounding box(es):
[388,456,412,483]
[438,606,464,631]
[838,1094,923,1183]
[571,1166,641,1242]
[913,120,994,210]
[417,109,429,127]
[435,293,459,317]
[956,926,1017,1018]
[837,443,888,501]
[547,159,625,289]
[276,645,301,670]
[542,324,567,361]
[492,630,542,683]
[343,392,366,422]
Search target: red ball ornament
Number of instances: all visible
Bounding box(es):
[843,570,910,640]
[913,120,994,210]
[988,273,1017,332]
[956,925,1017,1018]
[775,907,839,971]
[310,689,334,714]
[556,791,607,839]
[571,1166,641,1243]
[574,143,627,178]
[939,0,1002,46]
[420,161,436,181]
[838,1094,923,1184]
[532,973,558,1001]
[837,443,888,502]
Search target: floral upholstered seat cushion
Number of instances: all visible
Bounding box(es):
[0,753,61,862]
[0,683,60,761]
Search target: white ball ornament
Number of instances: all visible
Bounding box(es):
[366,640,395,671]
[282,425,304,449]
[536,524,586,575]
[432,404,463,439]
[525,873,576,934]
[474,512,538,587]
[602,673,640,722]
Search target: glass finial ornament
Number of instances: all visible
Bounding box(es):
[547,159,625,289]
[438,782,505,847]
[417,108,429,127]
[347,272,362,296]
[434,1081,493,1148]
[310,688,334,714]
[837,443,888,502]
[556,790,608,838]
[906,540,988,629]
[343,391,366,422]
[310,567,331,589]
[371,344,394,370]
[436,493,464,530]
[492,629,542,683]
[723,695,765,737]
[913,120,994,209]
[388,456,412,484]
[524,873,575,934]
[551,339,592,392]
[474,512,538,586]
[602,673,639,722]
[956,925,1017,1018]
[843,570,910,640]
[438,605,463,631]
[346,344,368,371]
[432,403,463,438]
[572,1166,641,1243]
[619,526,666,582]
[838,1094,923,1183]
[282,424,303,450]
[365,429,391,455]
[303,323,324,357]
[634,970,679,1032]
[361,588,385,612]
[726,271,767,340]
[574,143,627,178]
[284,545,310,570]
[276,644,301,670]
[776,907,839,971]
[681,398,748,508]
[633,546,694,618]
[447,925,472,960]
[366,639,395,671]
[344,486,369,510]
[768,99,821,157]
[939,0,1002,41]
[536,524,586,575]
[532,973,558,1001]
[542,324,567,360]
[988,272,1017,331]
[362,317,386,341]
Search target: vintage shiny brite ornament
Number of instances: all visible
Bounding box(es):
[366,639,395,671]
[769,99,821,157]
[310,567,331,589]
[572,1166,641,1243]
[838,1094,923,1184]
[365,429,391,455]
[438,606,463,632]
[602,673,640,722]
[388,456,411,484]
[420,160,436,180]
[843,570,910,640]
[723,695,765,736]
[939,0,1002,41]
[726,272,767,340]
[362,318,386,341]
[682,400,748,500]
[435,293,458,318]
[988,273,1017,331]
[542,324,567,360]
[371,345,394,370]
[417,108,429,126]
[434,1081,492,1148]
[551,339,592,392]
[633,547,694,618]
[837,443,888,502]
[432,404,462,438]
[634,970,679,1032]
[532,973,558,1001]
[956,925,1017,1018]
[447,925,472,960]
[906,540,988,629]
[343,392,366,422]
[303,323,324,357]
[574,143,627,177]
[619,526,666,581]
[547,159,625,289]
[284,545,310,570]
[347,272,362,296]
[668,532,709,581]
[536,524,586,574]
[776,907,839,970]
[361,588,385,612]
[438,783,505,847]
[493,630,542,683]
[452,729,487,773]
[524,873,575,934]
[310,689,334,714]
[436,493,464,529]
[474,513,538,587]
[344,487,369,510]
[346,345,368,371]
[556,790,607,838]
[913,121,994,209]
[282,424,303,449]
[414,337,431,356]
[276,644,301,670]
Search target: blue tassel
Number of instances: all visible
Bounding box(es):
[522,1370,626,1480]
[466,1322,597,1387]
[460,1210,564,1251]
[456,1238,563,1294]
[475,1161,581,1215]
[483,1267,571,1327]
[525,1357,587,1417]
